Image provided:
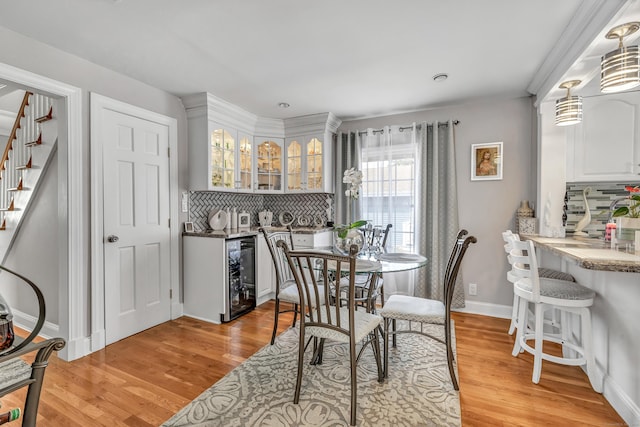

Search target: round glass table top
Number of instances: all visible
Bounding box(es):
[295,247,427,273]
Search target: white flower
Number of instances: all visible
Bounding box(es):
[343,167,362,200]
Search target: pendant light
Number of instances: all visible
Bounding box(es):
[555,80,582,126]
[601,22,640,93]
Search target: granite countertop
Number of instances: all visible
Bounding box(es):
[183,226,333,239]
[525,235,640,273]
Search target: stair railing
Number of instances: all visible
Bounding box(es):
[0,91,53,230]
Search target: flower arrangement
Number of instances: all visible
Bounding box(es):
[334,219,367,239]
[612,185,640,218]
[343,167,363,199]
[334,167,366,241]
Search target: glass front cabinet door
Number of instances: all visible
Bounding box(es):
[210,123,253,192]
[285,135,325,192]
[255,137,283,193]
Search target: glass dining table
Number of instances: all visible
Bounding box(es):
[300,247,428,313]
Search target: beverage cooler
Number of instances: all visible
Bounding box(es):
[222,237,256,322]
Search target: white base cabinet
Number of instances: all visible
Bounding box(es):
[292,230,333,248]
[256,234,275,305]
[183,235,226,324]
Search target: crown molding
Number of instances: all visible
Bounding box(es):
[184,92,342,137]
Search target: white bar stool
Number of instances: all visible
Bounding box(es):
[509,239,602,392]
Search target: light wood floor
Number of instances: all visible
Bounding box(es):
[3,302,625,426]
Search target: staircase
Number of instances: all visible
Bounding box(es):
[0,91,57,262]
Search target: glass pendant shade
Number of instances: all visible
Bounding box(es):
[601,45,640,93]
[555,80,582,126]
[555,95,583,126]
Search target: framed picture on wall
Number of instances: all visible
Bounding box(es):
[471,142,503,181]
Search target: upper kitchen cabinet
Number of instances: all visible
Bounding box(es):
[184,93,259,191]
[254,137,284,193]
[283,113,342,193]
[285,135,324,192]
[183,93,341,193]
[210,124,253,191]
[567,92,640,182]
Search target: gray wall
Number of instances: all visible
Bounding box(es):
[339,97,537,309]
[0,25,189,337]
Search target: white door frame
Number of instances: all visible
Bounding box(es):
[0,62,83,361]
[90,93,180,352]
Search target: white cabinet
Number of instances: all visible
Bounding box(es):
[185,93,257,191]
[183,235,226,324]
[567,92,640,182]
[209,123,253,192]
[256,234,275,305]
[185,94,343,193]
[254,137,284,193]
[284,113,341,194]
[285,134,326,192]
[292,230,333,249]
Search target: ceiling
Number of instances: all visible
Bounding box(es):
[0,0,613,121]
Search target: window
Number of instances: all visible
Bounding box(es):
[360,132,417,253]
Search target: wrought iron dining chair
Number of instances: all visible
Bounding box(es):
[261,226,327,345]
[261,226,299,344]
[278,241,383,426]
[379,229,476,391]
[337,223,393,313]
[0,265,66,427]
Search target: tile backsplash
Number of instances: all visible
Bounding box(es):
[189,191,335,231]
[565,181,640,238]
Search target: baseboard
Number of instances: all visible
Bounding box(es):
[171,301,184,320]
[603,372,640,427]
[60,336,91,362]
[91,329,106,352]
[453,301,512,319]
[12,308,59,339]
[183,313,221,325]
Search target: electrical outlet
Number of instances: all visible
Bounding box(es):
[181,192,189,213]
[469,283,478,296]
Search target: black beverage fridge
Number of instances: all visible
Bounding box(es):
[222,237,256,322]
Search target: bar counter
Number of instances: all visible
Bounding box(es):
[525,235,640,273]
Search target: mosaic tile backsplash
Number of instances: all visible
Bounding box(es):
[189,191,335,231]
[565,181,640,238]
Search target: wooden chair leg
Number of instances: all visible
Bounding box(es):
[508,293,519,335]
[512,297,528,356]
[532,304,545,384]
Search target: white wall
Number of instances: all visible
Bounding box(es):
[0,25,189,345]
[339,97,537,311]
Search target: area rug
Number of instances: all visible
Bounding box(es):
[162,325,461,427]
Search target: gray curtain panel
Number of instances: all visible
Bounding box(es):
[417,121,464,307]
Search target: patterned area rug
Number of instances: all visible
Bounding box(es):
[162,325,461,427]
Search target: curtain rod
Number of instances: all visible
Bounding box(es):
[357,120,459,135]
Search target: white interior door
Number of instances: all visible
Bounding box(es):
[103,109,171,345]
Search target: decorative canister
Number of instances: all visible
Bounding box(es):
[515,200,534,233]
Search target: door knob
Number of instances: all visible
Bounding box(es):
[107,235,119,243]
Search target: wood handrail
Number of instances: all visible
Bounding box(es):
[0,91,32,178]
